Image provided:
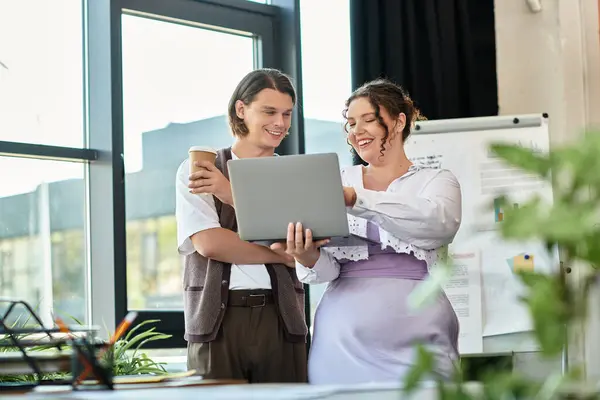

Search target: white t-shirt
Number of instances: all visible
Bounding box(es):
[175,151,271,290]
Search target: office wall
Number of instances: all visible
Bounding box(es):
[494,0,600,379]
[495,0,600,139]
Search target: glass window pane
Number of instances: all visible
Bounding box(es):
[121,14,256,311]
[301,0,352,166]
[0,1,84,147]
[0,157,87,326]
[300,0,352,327]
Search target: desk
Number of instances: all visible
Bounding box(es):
[2,381,452,400]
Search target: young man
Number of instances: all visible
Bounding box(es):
[175,68,308,383]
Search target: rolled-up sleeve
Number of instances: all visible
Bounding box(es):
[347,169,462,250]
[175,160,221,256]
[295,248,341,284]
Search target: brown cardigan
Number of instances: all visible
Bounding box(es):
[182,147,308,343]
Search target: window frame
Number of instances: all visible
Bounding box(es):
[0,0,308,350]
[86,0,305,348]
[0,0,94,328]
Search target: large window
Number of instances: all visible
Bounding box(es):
[299,0,352,326]
[0,1,84,147]
[121,14,257,311]
[300,0,352,166]
[112,0,280,346]
[0,1,90,327]
[0,158,87,324]
[1,0,340,350]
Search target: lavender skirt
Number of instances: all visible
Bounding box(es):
[308,255,460,385]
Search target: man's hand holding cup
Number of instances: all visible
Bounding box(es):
[188,147,234,206]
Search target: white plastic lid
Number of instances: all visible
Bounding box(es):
[188,146,217,154]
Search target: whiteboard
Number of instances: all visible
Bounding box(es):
[405,113,558,355]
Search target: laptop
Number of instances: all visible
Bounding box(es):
[227,153,371,246]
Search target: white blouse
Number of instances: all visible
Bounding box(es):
[296,164,462,284]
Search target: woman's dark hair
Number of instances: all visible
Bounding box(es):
[343,78,425,157]
[228,68,296,137]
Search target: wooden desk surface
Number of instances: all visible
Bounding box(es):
[1,380,409,400]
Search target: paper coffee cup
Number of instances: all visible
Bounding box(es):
[188,146,217,173]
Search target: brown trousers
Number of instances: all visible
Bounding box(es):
[187,289,307,383]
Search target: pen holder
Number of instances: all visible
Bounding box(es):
[69,338,114,390]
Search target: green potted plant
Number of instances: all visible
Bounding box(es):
[100,319,172,377]
[404,130,600,399]
[0,318,171,384]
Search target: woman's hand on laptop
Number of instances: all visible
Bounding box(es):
[188,161,234,206]
[270,222,330,268]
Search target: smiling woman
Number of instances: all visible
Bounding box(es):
[344,78,423,165]
[280,78,463,385]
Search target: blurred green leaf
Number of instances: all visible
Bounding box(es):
[552,132,600,190]
[497,196,597,243]
[489,143,552,178]
[481,371,542,400]
[575,232,600,269]
[408,260,453,311]
[402,344,436,394]
[517,271,568,357]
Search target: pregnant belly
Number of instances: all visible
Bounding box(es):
[313,277,458,354]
